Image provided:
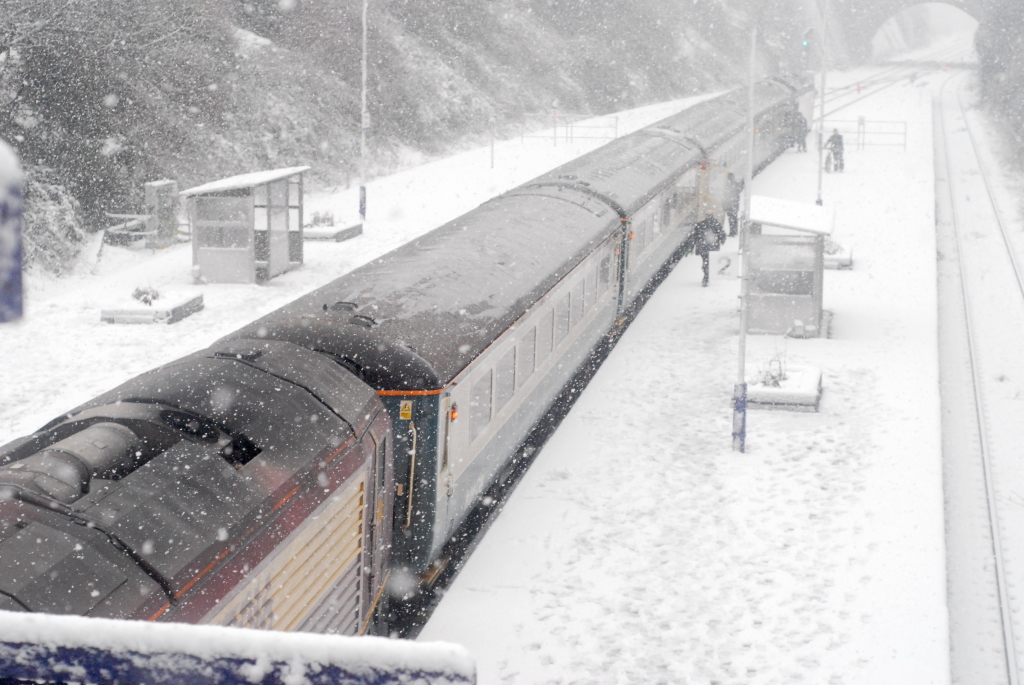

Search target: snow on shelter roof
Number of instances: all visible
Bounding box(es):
[750,195,834,235]
[180,166,310,197]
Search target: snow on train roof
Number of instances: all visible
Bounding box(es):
[245,191,618,387]
[180,166,310,196]
[750,195,834,235]
[528,81,795,215]
[234,80,805,389]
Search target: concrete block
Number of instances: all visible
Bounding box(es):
[101,294,203,325]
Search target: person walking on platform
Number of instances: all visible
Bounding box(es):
[724,172,744,237]
[793,112,809,152]
[826,128,845,172]
[692,210,726,287]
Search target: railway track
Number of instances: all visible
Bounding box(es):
[936,69,1024,685]
[821,43,974,118]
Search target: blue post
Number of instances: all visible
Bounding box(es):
[0,139,23,324]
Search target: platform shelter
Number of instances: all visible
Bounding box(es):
[181,166,309,284]
[746,196,834,338]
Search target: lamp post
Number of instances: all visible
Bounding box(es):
[733,24,757,454]
[359,0,368,225]
[815,0,829,206]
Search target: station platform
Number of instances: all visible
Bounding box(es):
[420,69,949,684]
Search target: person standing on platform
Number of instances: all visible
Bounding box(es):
[692,210,726,287]
[724,172,744,237]
[826,128,845,172]
[793,111,809,152]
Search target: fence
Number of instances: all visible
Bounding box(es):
[521,112,620,145]
[822,118,907,151]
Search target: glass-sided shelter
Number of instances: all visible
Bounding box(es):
[746,196,834,338]
[181,166,309,284]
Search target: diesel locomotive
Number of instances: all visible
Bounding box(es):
[0,78,812,636]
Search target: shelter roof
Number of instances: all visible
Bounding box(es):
[750,195,834,235]
[180,166,310,197]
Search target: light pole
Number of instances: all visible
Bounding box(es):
[815,0,829,206]
[733,24,757,454]
[359,0,369,225]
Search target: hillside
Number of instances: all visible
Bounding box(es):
[0,0,808,272]
[976,0,1024,154]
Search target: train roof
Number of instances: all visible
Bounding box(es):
[223,80,805,392]
[524,81,799,216]
[0,340,382,617]
[225,190,619,391]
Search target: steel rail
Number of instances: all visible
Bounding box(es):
[823,42,974,118]
[957,85,1024,302]
[938,71,1019,685]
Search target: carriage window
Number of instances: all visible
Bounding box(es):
[634,220,646,254]
[554,294,570,343]
[495,349,516,412]
[537,310,554,363]
[585,265,598,310]
[599,255,612,292]
[375,436,387,494]
[519,327,537,384]
[571,281,585,327]
[470,371,493,441]
[661,200,672,230]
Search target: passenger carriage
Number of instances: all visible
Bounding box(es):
[224,79,810,586]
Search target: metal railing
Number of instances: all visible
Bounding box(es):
[822,117,907,151]
[521,112,619,145]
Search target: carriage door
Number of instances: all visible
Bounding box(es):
[363,424,391,634]
[439,393,454,537]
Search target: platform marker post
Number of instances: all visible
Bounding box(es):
[734,24,756,453]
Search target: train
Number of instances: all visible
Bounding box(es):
[0,77,812,636]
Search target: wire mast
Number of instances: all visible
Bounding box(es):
[733,24,757,454]
[359,0,369,224]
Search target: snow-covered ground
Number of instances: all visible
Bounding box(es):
[418,68,954,684]
[0,94,717,443]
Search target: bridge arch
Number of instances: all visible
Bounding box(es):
[829,0,991,62]
[870,3,980,61]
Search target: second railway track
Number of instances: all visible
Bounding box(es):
[936,69,1024,685]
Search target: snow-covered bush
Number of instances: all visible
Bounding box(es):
[756,354,787,388]
[976,1,1024,141]
[21,167,85,274]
